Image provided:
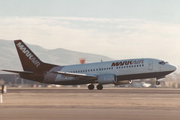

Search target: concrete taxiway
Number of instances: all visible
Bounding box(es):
[0,88,180,120]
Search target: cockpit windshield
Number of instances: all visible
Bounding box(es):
[159,61,168,65]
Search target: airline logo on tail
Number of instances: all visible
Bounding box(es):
[16,42,41,67]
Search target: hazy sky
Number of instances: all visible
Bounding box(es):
[0,0,180,65]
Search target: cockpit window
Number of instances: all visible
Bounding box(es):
[159,61,168,65]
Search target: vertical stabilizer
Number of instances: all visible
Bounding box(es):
[14,40,42,71]
[14,40,56,72]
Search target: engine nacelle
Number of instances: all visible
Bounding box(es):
[98,74,117,84]
[114,80,132,85]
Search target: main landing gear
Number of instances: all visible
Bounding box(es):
[88,84,103,90]
[88,84,94,90]
[96,84,103,90]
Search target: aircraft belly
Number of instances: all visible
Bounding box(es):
[117,71,172,81]
[54,74,95,85]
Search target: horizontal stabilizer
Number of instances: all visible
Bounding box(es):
[52,71,97,79]
[2,70,33,74]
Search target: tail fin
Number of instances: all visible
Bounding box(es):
[14,40,55,71]
[14,40,42,71]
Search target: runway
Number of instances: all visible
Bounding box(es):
[0,88,180,120]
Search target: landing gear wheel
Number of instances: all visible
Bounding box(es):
[156,81,160,85]
[97,84,103,90]
[88,84,94,90]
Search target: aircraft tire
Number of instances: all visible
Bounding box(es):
[156,81,160,85]
[97,84,103,90]
[88,84,94,90]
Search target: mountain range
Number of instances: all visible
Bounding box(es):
[0,39,113,73]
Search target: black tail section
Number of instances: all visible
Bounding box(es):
[14,40,43,71]
[14,40,57,72]
[2,40,58,83]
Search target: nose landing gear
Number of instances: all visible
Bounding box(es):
[155,76,165,85]
[156,81,160,85]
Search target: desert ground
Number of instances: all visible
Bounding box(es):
[0,87,180,120]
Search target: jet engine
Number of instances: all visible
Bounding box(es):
[114,80,132,85]
[98,74,117,84]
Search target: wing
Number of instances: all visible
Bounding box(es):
[51,71,97,79]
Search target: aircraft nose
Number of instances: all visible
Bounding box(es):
[170,65,177,72]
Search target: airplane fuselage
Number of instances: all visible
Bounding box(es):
[43,58,176,85]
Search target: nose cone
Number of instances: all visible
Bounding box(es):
[170,65,177,72]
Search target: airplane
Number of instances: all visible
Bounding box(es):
[2,40,177,90]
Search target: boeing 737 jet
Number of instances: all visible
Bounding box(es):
[2,40,177,90]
